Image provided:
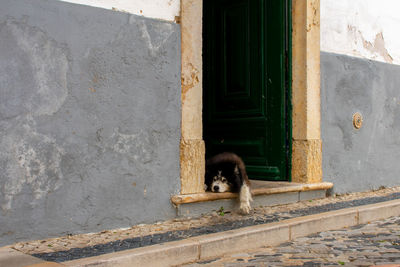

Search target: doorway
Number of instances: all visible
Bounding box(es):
[203,0,291,181]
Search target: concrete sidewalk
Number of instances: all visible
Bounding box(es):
[3,197,400,267]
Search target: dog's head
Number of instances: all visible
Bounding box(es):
[210,170,233,193]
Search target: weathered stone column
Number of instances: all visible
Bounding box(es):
[180,0,205,194]
[291,0,322,183]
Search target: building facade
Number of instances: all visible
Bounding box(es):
[321,0,400,193]
[0,0,399,246]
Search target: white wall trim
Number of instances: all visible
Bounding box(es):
[59,0,180,22]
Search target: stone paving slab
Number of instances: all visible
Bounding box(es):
[183,216,400,266]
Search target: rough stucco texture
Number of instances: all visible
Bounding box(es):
[0,0,181,246]
[321,52,400,193]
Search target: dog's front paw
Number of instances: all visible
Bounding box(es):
[239,201,251,214]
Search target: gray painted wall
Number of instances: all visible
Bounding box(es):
[321,52,400,193]
[0,0,181,246]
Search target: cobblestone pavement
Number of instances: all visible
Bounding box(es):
[14,186,400,258]
[31,193,400,262]
[184,216,400,267]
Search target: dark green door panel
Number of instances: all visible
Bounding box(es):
[203,0,289,181]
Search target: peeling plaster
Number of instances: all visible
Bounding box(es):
[136,18,174,57]
[321,0,400,65]
[307,0,320,32]
[0,0,181,245]
[110,129,161,164]
[0,19,69,211]
[347,25,393,64]
[1,122,65,211]
[0,19,68,118]
[363,32,393,64]
[181,63,200,101]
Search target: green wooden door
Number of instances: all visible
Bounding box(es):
[203,0,290,181]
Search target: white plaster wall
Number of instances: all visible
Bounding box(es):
[59,0,180,22]
[321,0,400,65]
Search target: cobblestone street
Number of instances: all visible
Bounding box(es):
[13,188,400,263]
[185,216,400,267]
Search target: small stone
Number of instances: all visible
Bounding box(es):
[309,244,332,254]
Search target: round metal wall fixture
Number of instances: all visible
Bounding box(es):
[353,112,363,129]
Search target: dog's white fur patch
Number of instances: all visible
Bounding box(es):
[239,183,252,214]
[211,171,231,193]
[211,180,230,192]
[210,171,231,193]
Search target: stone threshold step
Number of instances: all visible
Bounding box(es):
[172,181,333,217]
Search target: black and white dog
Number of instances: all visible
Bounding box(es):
[205,152,252,214]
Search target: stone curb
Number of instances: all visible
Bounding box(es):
[7,199,400,267]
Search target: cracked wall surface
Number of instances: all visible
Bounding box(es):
[0,0,181,246]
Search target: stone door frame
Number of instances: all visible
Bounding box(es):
[179,0,322,194]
